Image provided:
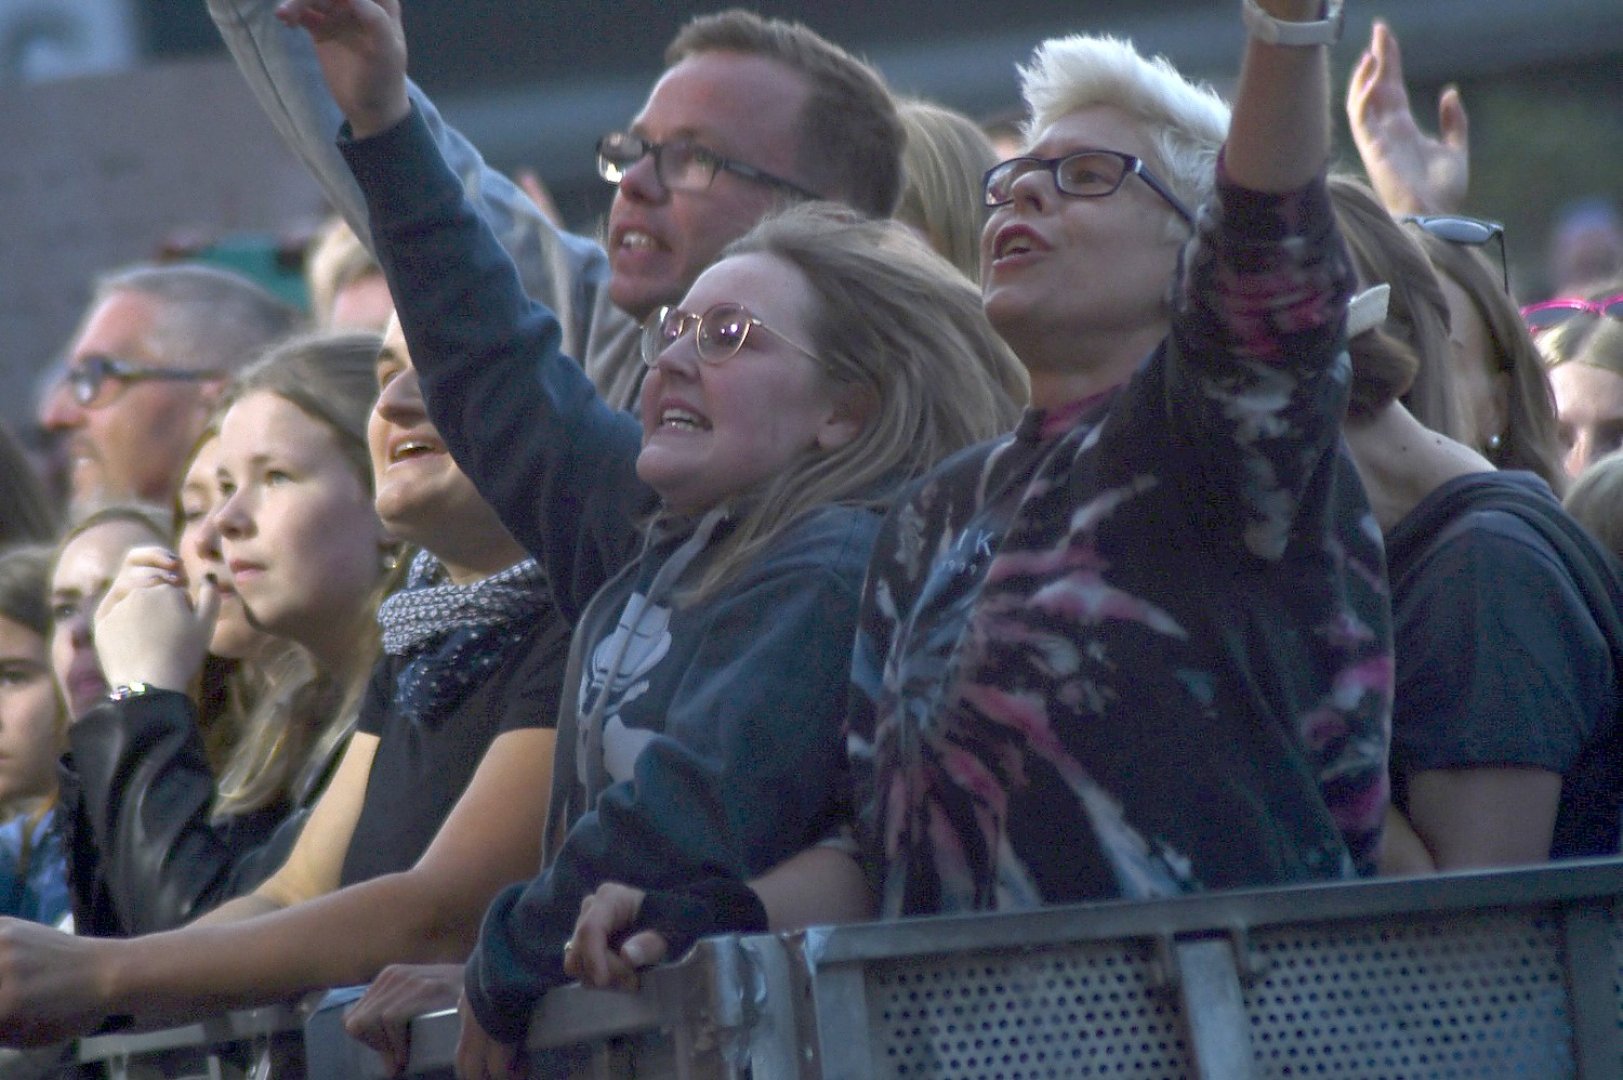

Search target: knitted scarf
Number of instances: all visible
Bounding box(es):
[375,549,549,727]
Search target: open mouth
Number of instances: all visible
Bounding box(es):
[389,439,440,463]
[659,407,710,432]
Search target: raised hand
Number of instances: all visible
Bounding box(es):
[93,546,219,694]
[1346,19,1469,216]
[274,0,410,137]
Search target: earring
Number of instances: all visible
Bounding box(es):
[1486,432,1505,453]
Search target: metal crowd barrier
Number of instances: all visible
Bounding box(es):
[71,1004,304,1079]
[69,857,1623,1078]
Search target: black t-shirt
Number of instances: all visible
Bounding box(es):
[1385,471,1623,858]
[339,618,570,886]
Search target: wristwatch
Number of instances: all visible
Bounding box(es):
[107,682,156,702]
[1241,0,1345,47]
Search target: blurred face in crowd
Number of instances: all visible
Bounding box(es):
[176,435,271,661]
[328,272,395,333]
[636,251,856,515]
[212,391,387,672]
[1550,363,1623,477]
[40,289,224,509]
[367,319,519,584]
[981,106,1184,384]
[50,518,166,720]
[606,51,814,322]
[0,614,63,804]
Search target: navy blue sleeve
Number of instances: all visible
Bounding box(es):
[465,515,875,1043]
[340,107,654,620]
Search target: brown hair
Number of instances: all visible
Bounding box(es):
[1330,177,1451,427]
[683,203,1026,600]
[666,9,903,217]
[1410,226,1566,493]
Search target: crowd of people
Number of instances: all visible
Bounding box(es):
[0,1,1619,1075]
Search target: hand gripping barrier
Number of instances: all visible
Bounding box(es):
[76,857,1623,1078]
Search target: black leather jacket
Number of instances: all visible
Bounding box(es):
[60,689,329,936]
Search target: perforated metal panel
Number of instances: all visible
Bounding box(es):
[865,940,1190,1077]
[1243,910,1573,1078]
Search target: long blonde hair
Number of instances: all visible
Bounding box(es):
[208,331,401,816]
[684,204,1027,600]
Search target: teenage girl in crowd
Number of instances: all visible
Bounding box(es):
[0,548,69,926]
[59,335,390,937]
[568,0,1392,1032]
[1531,276,1623,477]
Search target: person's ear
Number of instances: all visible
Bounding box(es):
[815,384,877,453]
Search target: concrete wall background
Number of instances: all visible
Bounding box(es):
[0,56,323,438]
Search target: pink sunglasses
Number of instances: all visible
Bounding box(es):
[1521,293,1623,334]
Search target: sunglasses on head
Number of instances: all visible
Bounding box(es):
[1402,214,1508,292]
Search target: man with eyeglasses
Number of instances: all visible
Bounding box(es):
[205,0,902,412]
[38,263,300,511]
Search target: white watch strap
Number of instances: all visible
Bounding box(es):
[1241,0,1345,46]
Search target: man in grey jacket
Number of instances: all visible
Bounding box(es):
[206,0,904,409]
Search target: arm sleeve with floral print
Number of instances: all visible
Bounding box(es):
[1157,160,1357,562]
[1153,164,1389,875]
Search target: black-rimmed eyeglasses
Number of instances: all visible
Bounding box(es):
[982,150,1196,227]
[1402,214,1509,292]
[67,355,224,409]
[641,302,821,369]
[597,131,821,201]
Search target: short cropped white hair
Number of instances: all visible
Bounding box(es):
[1019,35,1231,231]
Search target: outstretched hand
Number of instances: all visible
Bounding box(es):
[93,546,219,694]
[1346,19,1469,216]
[274,0,410,137]
[0,919,111,1048]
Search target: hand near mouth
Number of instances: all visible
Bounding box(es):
[93,546,221,694]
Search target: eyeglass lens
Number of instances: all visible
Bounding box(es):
[648,305,752,365]
[599,133,712,192]
[987,152,1128,204]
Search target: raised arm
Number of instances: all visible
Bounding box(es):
[1225,0,1335,193]
[1346,19,1469,216]
[210,0,640,398]
[273,0,651,614]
